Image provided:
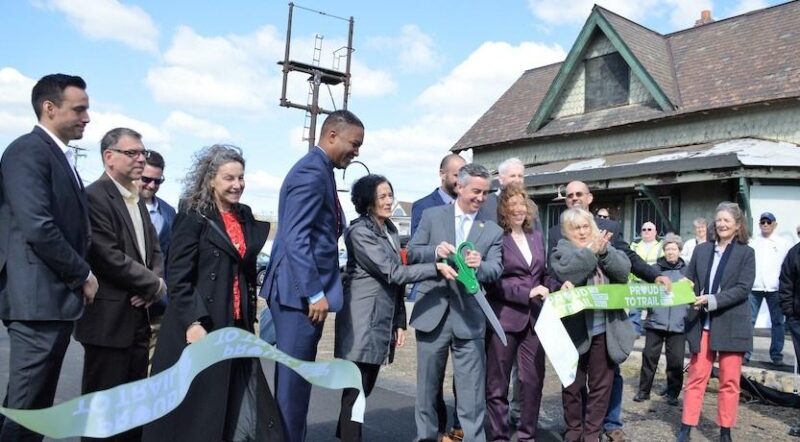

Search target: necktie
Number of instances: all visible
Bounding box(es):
[456,214,468,246]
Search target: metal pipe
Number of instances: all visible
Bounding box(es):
[280,2,294,107]
[343,15,354,109]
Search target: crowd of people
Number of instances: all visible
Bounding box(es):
[0,72,798,442]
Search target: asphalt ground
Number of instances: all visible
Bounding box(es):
[0,311,798,441]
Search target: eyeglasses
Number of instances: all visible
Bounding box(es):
[109,148,151,159]
[140,175,165,185]
[641,227,654,232]
[597,214,609,219]
[760,220,773,225]
[566,192,585,199]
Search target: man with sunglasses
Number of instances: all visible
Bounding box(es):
[548,181,670,442]
[747,212,791,365]
[74,128,166,440]
[137,150,176,367]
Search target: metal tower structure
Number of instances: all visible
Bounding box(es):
[278,2,354,149]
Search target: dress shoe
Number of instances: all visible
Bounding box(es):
[789,425,800,437]
[633,392,650,402]
[666,395,680,406]
[447,428,464,441]
[677,424,692,442]
[658,387,670,396]
[720,426,732,442]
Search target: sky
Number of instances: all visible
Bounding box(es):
[0,0,782,220]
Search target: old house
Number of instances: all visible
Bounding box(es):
[454,2,800,244]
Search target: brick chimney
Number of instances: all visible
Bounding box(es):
[695,10,714,26]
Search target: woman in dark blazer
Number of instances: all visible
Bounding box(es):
[485,184,558,441]
[334,174,456,442]
[143,145,282,442]
[677,202,755,442]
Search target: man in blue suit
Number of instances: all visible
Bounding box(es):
[261,110,364,442]
[137,150,176,364]
[410,153,465,237]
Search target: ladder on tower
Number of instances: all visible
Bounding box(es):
[302,34,324,143]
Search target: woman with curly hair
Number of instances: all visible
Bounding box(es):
[334,174,456,441]
[143,145,283,442]
[485,184,561,441]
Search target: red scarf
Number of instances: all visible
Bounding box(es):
[221,211,246,320]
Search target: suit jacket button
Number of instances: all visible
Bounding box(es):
[209,273,216,280]
[267,420,274,428]
[207,297,214,303]
[212,249,220,257]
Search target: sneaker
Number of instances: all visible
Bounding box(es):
[604,428,627,441]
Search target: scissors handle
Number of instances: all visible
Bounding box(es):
[451,241,479,294]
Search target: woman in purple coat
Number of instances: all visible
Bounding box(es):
[486,184,560,441]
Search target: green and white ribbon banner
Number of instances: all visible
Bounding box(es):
[534,281,696,388]
[0,328,365,439]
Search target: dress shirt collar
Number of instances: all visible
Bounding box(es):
[437,188,455,205]
[36,123,71,159]
[454,202,476,222]
[107,173,139,204]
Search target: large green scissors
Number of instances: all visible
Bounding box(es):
[449,242,507,346]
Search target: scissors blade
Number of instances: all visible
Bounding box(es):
[473,289,507,346]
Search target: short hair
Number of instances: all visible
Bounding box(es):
[439,153,464,171]
[31,74,86,120]
[146,150,165,170]
[497,183,537,233]
[497,157,524,176]
[180,144,245,214]
[100,127,142,159]
[456,163,490,186]
[693,217,708,227]
[560,207,599,239]
[320,110,364,136]
[662,233,684,251]
[351,174,392,217]
[715,201,750,244]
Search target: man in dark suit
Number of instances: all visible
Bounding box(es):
[407,163,504,442]
[136,150,176,364]
[410,153,465,236]
[74,127,165,441]
[547,180,669,442]
[261,110,364,442]
[0,73,98,441]
[477,157,525,223]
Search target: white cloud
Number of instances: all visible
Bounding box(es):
[369,25,443,73]
[727,0,770,16]
[663,0,714,28]
[246,169,284,194]
[526,0,721,29]
[147,25,283,113]
[164,111,231,140]
[78,111,169,151]
[35,0,159,53]
[0,68,36,139]
[416,41,566,115]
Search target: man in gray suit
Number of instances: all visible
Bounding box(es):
[407,163,504,442]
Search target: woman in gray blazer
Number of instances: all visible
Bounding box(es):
[677,202,755,442]
[334,174,456,441]
[549,208,634,442]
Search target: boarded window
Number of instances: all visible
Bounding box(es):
[584,52,629,111]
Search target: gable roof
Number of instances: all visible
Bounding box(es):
[454,0,800,152]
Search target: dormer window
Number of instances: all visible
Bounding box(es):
[584,52,629,112]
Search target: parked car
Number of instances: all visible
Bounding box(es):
[256,251,270,288]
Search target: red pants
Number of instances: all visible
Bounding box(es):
[681,331,743,427]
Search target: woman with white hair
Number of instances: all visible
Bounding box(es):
[549,208,634,442]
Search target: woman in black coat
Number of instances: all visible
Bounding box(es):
[677,202,755,442]
[143,145,282,442]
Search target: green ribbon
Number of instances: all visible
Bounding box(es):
[449,241,479,294]
[0,328,364,439]
[546,280,696,319]
[535,281,696,387]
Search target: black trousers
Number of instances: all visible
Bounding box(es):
[0,320,73,442]
[81,314,150,442]
[337,362,380,442]
[637,328,685,398]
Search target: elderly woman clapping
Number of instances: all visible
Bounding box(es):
[549,208,635,442]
